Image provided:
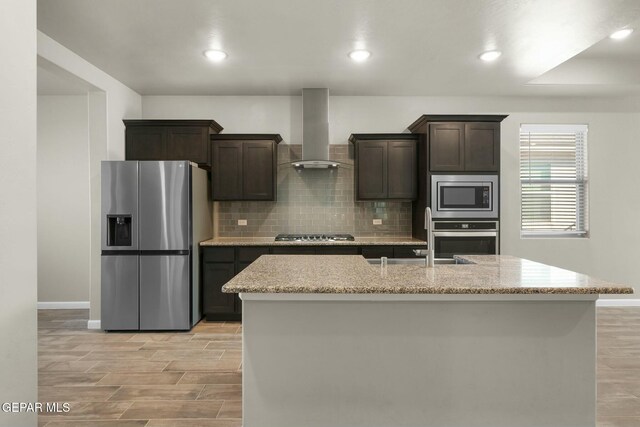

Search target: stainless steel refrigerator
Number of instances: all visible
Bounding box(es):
[101,161,212,331]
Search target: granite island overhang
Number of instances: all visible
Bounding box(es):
[222,255,634,427]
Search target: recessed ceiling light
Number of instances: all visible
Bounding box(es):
[609,28,634,40]
[204,49,227,62]
[479,50,502,61]
[349,50,371,62]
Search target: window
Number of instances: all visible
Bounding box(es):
[520,124,588,237]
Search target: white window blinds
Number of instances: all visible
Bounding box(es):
[520,124,588,237]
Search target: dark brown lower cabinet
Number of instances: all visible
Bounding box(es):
[237,247,270,264]
[360,246,395,259]
[315,247,359,255]
[203,247,270,320]
[272,246,316,255]
[202,244,427,319]
[393,246,429,258]
[360,246,428,258]
[272,247,359,255]
[235,247,270,314]
[202,262,236,319]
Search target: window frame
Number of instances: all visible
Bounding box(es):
[519,123,589,239]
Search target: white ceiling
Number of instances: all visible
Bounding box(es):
[530,26,640,88]
[36,0,640,96]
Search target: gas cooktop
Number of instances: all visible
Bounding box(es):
[274,233,355,242]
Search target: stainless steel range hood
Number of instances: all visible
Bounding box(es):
[292,88,339,169]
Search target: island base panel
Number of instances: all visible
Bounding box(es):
[242,299,595,427]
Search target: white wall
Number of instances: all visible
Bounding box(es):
[38,32,142,159]
[501,112,640,296]
[143,95,640,297]
[37,95,91,303]
[38,31,142,323]
[142,95,640,144]
[0,0,38,425]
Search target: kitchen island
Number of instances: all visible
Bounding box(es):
[222,255,633,427]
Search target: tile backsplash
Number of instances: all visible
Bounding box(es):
[215,145,412,237]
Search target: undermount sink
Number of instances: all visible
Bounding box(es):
[367,258,470,265]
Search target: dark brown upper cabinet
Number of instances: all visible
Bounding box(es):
[210,134,282,201]
[429,122,500,172]
[408,114,506,173]
[429,123,465,172]
[124,120,223,169]
[464,122,500,171]
[349,134,418,201]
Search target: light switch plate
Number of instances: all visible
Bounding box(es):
[373,219,382,225]
[238,219,248,226]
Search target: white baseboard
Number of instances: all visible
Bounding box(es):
[597,299,640,307]
[37,301,90,309]
[87,320,101,330]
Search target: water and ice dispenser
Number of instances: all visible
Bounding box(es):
[107,215,132,247]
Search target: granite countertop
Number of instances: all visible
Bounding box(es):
[221,254,634,295]
[200,237,427,246]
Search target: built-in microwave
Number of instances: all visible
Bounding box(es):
[431,174,498,219]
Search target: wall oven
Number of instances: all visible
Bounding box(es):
[431,174,498,219]
[432,221,499,258]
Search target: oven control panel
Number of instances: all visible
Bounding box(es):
[433,221,498,231]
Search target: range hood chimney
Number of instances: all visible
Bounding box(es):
[293,88,338,169]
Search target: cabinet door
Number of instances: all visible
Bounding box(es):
[126,126,166,160]
[203,262,236,314]
[167,126,209,165]
[212,141,243,200]
[387,140,417,199]
[243,141,275,200]
[429,123,464,171]
[394,246,428,258]
[237,247,270,264]
[357,141,388,199]
[464,122,499,172]
[360,246,394,259]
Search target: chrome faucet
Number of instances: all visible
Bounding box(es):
[413,207,435,267]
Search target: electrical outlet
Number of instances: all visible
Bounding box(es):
[238,219,247,226]
[372,219,382,225]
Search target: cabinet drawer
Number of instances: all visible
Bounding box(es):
[237,247,270,263]
[203,247,235,263]
[360,246,395,259]
[393,246,428,258]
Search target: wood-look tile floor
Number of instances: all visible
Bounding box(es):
[38,308,640,426]
[38,309,241,427]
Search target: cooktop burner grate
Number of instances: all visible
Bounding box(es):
[274,233,355,242]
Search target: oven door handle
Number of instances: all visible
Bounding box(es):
[432,231,498,237]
